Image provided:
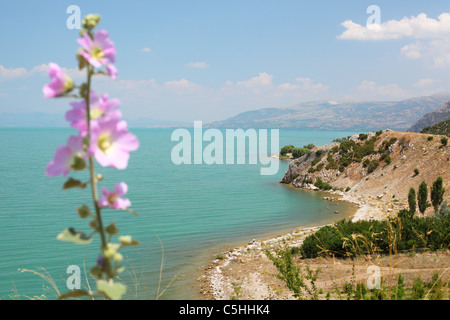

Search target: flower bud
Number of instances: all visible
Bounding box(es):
[77,204,91,219]
[82,14,101,30]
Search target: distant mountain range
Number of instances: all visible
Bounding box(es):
[2,93,450,131]
[0,112,189,128]
[206,93,450,131]
[408,101,450,133]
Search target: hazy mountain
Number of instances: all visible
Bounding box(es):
[206,93,450,131]
[408,101,450,133]
[0,113,189,128]
[0,112,67,127]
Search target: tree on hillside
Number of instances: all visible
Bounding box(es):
[280,145,294,156]
[292,147,310,159]
[418,181,428,216]
[431,177,445,213]
[408,188,416,217]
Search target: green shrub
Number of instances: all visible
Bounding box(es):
[414,168,419,176]
[441,137,448,146]
[292,147,311,159]
[280,145,294,156]
[367,160,379,173]
[427,271,444,300]
[391,274,405,300]
[311,156,323,167]
[265,247,320,299]
[314,177,332,191]
[315,163,324,171]
[428,136,434,141]
[412,277,425,300]
[363,159,370,168]
[354,282,368,300]
[300,213,450,259]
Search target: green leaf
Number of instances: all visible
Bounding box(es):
[77,204,91,219]
[57,228,92,245]
[96,279,127,300]
[63,178,87,190]
[77,51,88,71]
[59,289,92,300]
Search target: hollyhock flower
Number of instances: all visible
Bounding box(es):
[77,29,117,78]
[42,63,74,98]
[90,117,139,169]
[46,135,86,177]
[66,91,121,134]
[98,182,131,210]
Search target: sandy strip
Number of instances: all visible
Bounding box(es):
[198,188,401,299]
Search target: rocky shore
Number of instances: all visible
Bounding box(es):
[197,130,449,300]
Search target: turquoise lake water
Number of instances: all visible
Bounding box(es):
[0,128,358,300]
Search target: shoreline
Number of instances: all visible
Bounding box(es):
[197,185,404,300]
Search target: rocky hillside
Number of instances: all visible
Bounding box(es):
[408,101,450,133]
[421,119,450,136]
[281,130,450,218]
[207,94,450,131]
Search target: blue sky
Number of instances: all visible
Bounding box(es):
[1,0,450,123]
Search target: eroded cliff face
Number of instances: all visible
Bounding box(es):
[281,130,450,207]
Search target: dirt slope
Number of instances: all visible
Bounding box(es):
[281,130,449,218]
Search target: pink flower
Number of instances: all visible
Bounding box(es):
[77,29,117,78]
[46,135,86,177]
[42,63,74,98]
[66,91,121,134]
[90,117,139,169]
[98,182,131,210]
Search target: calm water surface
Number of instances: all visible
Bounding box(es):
[0,128,357,299]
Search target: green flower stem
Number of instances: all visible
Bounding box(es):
[85,65,113,280]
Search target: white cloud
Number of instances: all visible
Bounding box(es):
[140,47,152,53]
[338,12,450,67]
[278,78,328,93]
[0,65,28,80]
[163,78,199,90]
[187,61,209,69]
[413,78,436,88]
[91,73,330,122]
[338,13,450,40]
[0,63,84,81]
[356,80,409,100]
[400,38,450,67]
[236,72,273,87]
